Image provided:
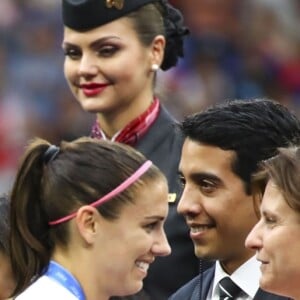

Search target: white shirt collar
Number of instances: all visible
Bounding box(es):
[212,256,260,299]
[99,128,121,142]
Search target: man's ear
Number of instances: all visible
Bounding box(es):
[75,206,100,244]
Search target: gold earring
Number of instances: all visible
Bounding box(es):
[106,0,124,10]
[151,64,159,71]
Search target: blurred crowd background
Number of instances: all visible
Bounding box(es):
[1,0,300,193]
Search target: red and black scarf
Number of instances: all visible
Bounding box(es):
[91,98,160,146]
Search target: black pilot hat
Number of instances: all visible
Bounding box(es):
[63,0,160,31]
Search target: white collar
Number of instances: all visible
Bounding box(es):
[98,128,121,142]
[212,256,260,298]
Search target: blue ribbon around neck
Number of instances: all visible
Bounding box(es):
[45,260,86,300]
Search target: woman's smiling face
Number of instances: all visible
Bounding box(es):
[246,180,300,299]
[94,178,171,296]
[63,17,156,115]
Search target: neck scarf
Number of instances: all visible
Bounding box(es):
[91,98,160,146]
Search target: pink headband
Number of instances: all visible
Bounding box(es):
[48,160,153,226]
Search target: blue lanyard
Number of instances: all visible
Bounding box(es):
[45,260,86,300]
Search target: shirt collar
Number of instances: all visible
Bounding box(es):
[212,256,260,298]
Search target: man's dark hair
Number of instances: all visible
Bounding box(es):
[181,98,300,194]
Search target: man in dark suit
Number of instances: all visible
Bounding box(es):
[169,99,298,300]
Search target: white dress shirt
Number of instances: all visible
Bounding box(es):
[206,256,261,300]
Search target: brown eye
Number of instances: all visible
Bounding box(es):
[200,180,216,194]
[64,47,81,60]
[265,216,276,225]
[98,45,119,57]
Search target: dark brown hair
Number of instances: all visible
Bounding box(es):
[10,137,165,295]
[128,3,165,47]
[181,99,300,195]
[128,2,188,70]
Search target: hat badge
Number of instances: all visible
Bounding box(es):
[106,0,124,10]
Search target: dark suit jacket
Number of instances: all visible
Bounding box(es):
[169,265,291,300]
[135,106,200,299]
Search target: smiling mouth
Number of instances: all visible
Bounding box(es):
[79,83,109,97]
[190,225,214,232]
[135,261,150,272]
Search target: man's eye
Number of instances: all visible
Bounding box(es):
[200,180,216,194]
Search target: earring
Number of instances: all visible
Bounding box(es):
[151,64,159,72]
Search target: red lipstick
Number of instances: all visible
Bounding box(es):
[80,83,109,97]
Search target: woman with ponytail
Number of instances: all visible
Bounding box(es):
[10,137,170,299]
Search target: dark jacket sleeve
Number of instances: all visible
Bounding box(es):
[168,275,200,300]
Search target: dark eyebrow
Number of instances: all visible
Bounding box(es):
[62,36,121,49]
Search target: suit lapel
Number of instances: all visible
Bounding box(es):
[191,266,215,300]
